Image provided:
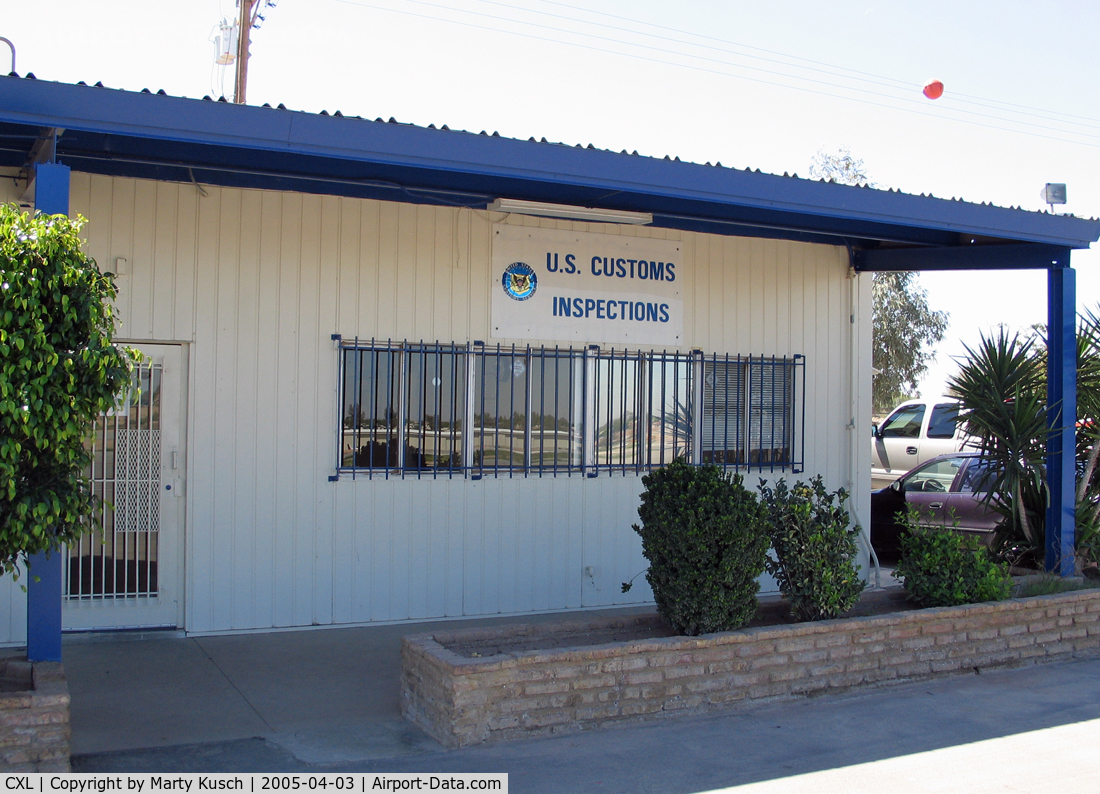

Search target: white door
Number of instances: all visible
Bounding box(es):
[63,344,186,631]
[871,401,926,488]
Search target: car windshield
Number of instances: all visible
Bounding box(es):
[881,404,925,438]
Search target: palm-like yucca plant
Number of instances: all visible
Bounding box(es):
[947,330,1048,563]
[1073,309,1100,563]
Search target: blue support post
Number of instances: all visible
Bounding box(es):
[33,162,70,216]
[25,161,70,662]
[26,552,62,662]
[1046,265,1077,576]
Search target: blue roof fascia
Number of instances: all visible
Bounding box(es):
[31,133,957,246]
[22,144,861,246]
[855,243,1072,272]
[2,76,1098,251]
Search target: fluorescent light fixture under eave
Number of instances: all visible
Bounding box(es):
[487,198,653,225]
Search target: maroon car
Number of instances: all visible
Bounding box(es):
[870,452,1002,560]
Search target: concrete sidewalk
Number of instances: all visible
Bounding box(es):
[63,607,646,764]
[64,610,1100,792]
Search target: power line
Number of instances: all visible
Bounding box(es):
[330,0,1100,149]
[520,0,1100,128]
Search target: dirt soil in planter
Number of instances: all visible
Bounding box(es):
[0,653,34,692]
[441,586,920,659]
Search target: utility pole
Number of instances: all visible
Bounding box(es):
[228,0,275,104]
[234,0,253,104]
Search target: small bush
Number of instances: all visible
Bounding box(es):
[758,477,865,621]
[631,459,770,636]
[893,508,1011,607]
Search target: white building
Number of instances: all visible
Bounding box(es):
[0,76,1095,642]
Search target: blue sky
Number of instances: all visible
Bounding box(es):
[6,0,1099,395]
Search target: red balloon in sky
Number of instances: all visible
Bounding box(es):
[923,80,944,100]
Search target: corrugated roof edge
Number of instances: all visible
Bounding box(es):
[2,75,1098,249]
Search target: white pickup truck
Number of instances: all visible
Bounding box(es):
[871,397,971,490]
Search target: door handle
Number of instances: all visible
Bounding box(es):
[929,502,944,509]
[906,446,918,454]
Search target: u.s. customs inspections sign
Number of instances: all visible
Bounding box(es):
[491,224,683,346]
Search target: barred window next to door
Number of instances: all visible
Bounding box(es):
[341,343,467,477]
[336,339,803,478]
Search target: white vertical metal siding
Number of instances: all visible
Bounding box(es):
[0,173,863,639]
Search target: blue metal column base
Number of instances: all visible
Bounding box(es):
[26,552,62,662]
[26,161,70,662]
[1046,265,1076,576]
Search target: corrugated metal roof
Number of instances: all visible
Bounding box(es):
[1,73,1097,257]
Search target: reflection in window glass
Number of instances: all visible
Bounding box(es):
[642,353,693,467]
[342,348,399,468]
[338,342,805,477]
[593,355,641,470]
[881,404,925,438]
[529,351,583,472]
[473,351,528,472]
[471,348,584,475]
[593,353,693,472]
[405,348,465,471]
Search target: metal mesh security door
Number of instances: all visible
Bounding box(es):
[67,360,162,599]
[63,345,186,630]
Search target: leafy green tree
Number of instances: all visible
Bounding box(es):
[870,272,949,413]
[809,148,948,413]
[808,147,875,189]
[0,205,136,577]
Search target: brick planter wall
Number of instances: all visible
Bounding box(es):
[402,590,1100,747]
[0,657,71,772]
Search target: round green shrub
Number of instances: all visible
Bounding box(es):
[758,476,865,621]
[894,517,1011,607]
[632,459,770,636]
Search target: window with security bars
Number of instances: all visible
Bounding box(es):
[701,354,802,472]
[341,343,466,477]
[336,340,802,478]
[471,346,583,476]
[591,350,693,475]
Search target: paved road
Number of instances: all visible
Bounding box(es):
[74,653,1100,793]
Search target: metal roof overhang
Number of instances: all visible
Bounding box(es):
[1,76,1097,268]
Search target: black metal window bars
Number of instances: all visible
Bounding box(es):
[335,339,804,479]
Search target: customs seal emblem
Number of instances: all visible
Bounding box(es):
[502,262,537,301]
